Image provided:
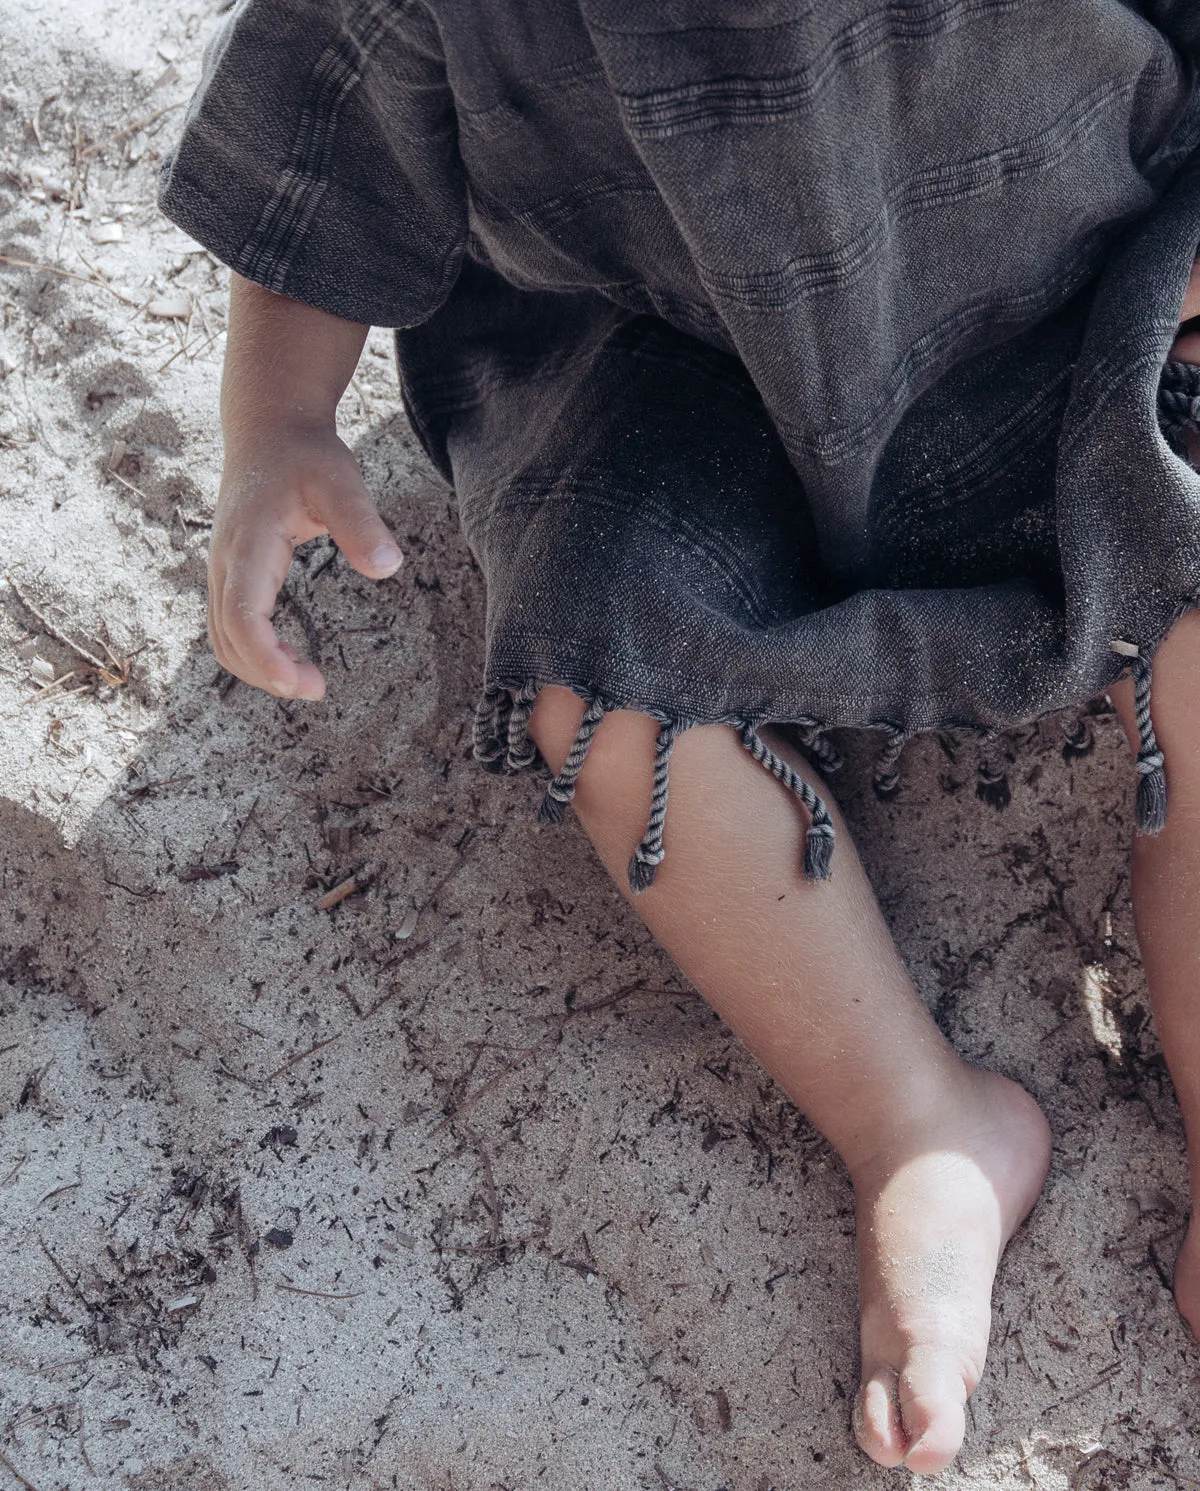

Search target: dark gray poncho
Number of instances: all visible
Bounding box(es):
[160,0,1200,886]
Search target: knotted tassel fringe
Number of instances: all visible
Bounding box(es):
[976,731,1011,810]
[1159,360,1200,461]
[627,722,680,894]
[537,696,606,826]
[1060,716,1094,761]
[736,722,835,881]
[472,685,511,775]
[505,681,539,772]
[797,720,843,776]
[872,728,908,801]
[1123,645,1167,835]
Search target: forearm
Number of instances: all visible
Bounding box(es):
[221,274,369,450]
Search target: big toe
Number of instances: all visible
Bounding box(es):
[853,1368,907,1468]
[897,1348,970,1474]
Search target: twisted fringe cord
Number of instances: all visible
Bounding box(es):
[1060,715,1094,761]
[505,681,539,771]
[975,731,1011,811]
[472,685,510,775]
[872,728,908,801]
[627,722,680,894]
[736,723,835,881]
[1159,360,1200,460]
[1118,644,1167,835]
[537,697,606,826]
[798,722,843,775]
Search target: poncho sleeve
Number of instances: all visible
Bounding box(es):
[157,0,467,328]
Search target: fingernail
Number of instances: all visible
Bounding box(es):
[369,545,403,575]
[271,679,295,697]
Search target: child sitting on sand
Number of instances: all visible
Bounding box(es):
[161,0,1200,1472]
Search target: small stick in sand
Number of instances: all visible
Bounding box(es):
[8,575,107,672]
[80,102,183,158]
[260,1033,343,1084]
[317,866,373,911]
[276,1284,364,1300]
[0,1446,42,1491]
[0,253,140,307]
[1,1154,28,1188]
[8,573,138,687]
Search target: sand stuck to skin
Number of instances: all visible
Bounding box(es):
[3,2,1200,1487]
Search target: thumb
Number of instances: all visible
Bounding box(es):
[322,481,404,580]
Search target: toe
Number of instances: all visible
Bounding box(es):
[897,1347,971,1474]
[852,1367,907,1468]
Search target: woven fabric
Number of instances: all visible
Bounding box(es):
[161,1,1200,815]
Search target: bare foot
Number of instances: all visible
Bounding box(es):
[849,1069,1051,1474]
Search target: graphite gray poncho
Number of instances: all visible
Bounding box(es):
[160,0,1200,885]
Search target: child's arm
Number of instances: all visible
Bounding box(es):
[209,274,404,701]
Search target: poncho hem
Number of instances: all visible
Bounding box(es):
[471,359,1199,893]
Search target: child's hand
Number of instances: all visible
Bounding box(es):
[208,275,394,701]
[1173,257,1200,363]
[209,422,402,701]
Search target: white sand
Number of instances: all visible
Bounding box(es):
[3,2,1200,1487]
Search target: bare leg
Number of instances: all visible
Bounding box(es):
[1109,612,1200,1329]
[529,688,1051,1473]
[1103,267,1200,1320]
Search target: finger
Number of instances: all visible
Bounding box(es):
[219,527,326,699]
[273,638,325,695]
[207,557,238,676]
[317,479,403,579]
[208,550,256,684]
[230,607,326,701]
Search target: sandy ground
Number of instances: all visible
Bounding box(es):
[4,3,1200,1489]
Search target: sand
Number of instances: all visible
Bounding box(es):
[3,2,1200,1488]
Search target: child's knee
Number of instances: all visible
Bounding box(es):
[528,686,659,795]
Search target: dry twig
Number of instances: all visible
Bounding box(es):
[0,253,139,306]
[0,1446,42,1491]
[260,1033,343,1084]
[80,103,184,159]
[0,1154,28,1188]
[276,1284,364,1300]
[317,874,366,911]
[8,574,135,687]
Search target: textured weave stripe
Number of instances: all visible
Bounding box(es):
[236,0,397,292]
[615,0,1028,137]
[695,79,1131,307]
